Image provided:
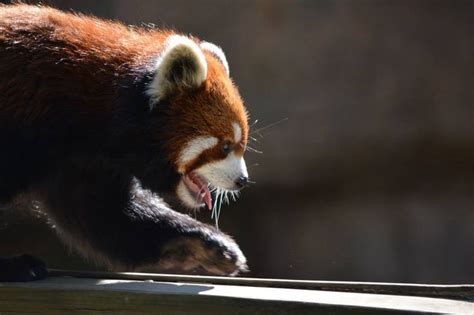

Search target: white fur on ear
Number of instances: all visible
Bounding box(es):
[147,35,208,107]
[200,41,230,75]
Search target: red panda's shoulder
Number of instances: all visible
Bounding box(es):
[0,4,181,121]
[0,4,175,67]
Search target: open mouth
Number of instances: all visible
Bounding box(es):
[182,172,212,210]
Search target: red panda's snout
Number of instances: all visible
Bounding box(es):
[174,122,249,210]
[145,35,249,210]
[177,141,249,210]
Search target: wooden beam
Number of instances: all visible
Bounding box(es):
[1,271,473,314]
[50,269,474,300]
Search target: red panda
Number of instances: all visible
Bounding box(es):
[0,4,250,280]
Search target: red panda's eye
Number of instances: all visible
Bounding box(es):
[221,141,232,155]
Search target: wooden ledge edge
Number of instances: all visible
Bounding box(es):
[1,275,474,314]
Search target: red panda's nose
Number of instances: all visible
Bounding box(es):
[235,176,249,189]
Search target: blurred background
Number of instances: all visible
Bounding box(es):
[1,0,473,283]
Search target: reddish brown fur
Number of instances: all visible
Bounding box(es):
[0,4,248,170]
[163,54,249,173]
[0,4,171,120]
[0,4,249,277]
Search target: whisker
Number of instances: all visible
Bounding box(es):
[232,191,240,202]
[246,146,263,154]
[215,190,223,229]
[209,185,241,230]
[249,136,259,143]
[224,191,230,205]
[211,187,219,220]
[250,119,259,128]
[250,117,288,136]
[255,131,264,139]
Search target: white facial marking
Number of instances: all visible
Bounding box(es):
[197,152,248,190]
[239,155,249,178]
[200,41,230,75]
[147,35,208,108]
[176,180,200,208]
[232,122,242,144]
[178,136,218,172]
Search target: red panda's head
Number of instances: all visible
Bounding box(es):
[146,35,249,210]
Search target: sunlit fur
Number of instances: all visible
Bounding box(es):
[0,4,250,276]
[232,122,242,143]
[181,150,248,227]
[200,41,230,75]
[198,152,248,191]
[156,55,248,177]
[177,136,218,173]
[147,35,208,107]
[176,150,249,213]
[175,117,248,224]
[203,153,247,228]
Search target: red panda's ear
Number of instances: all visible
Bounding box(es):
[200,41,230,75]
[147,35,207,108]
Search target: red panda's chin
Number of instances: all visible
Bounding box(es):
[179,173,212,210]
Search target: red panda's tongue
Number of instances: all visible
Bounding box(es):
[186,173,212,210]
[202,190,212,210]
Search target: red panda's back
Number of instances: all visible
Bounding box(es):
[0,4,171,122]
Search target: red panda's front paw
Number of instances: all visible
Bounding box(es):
[158,233,248,276]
